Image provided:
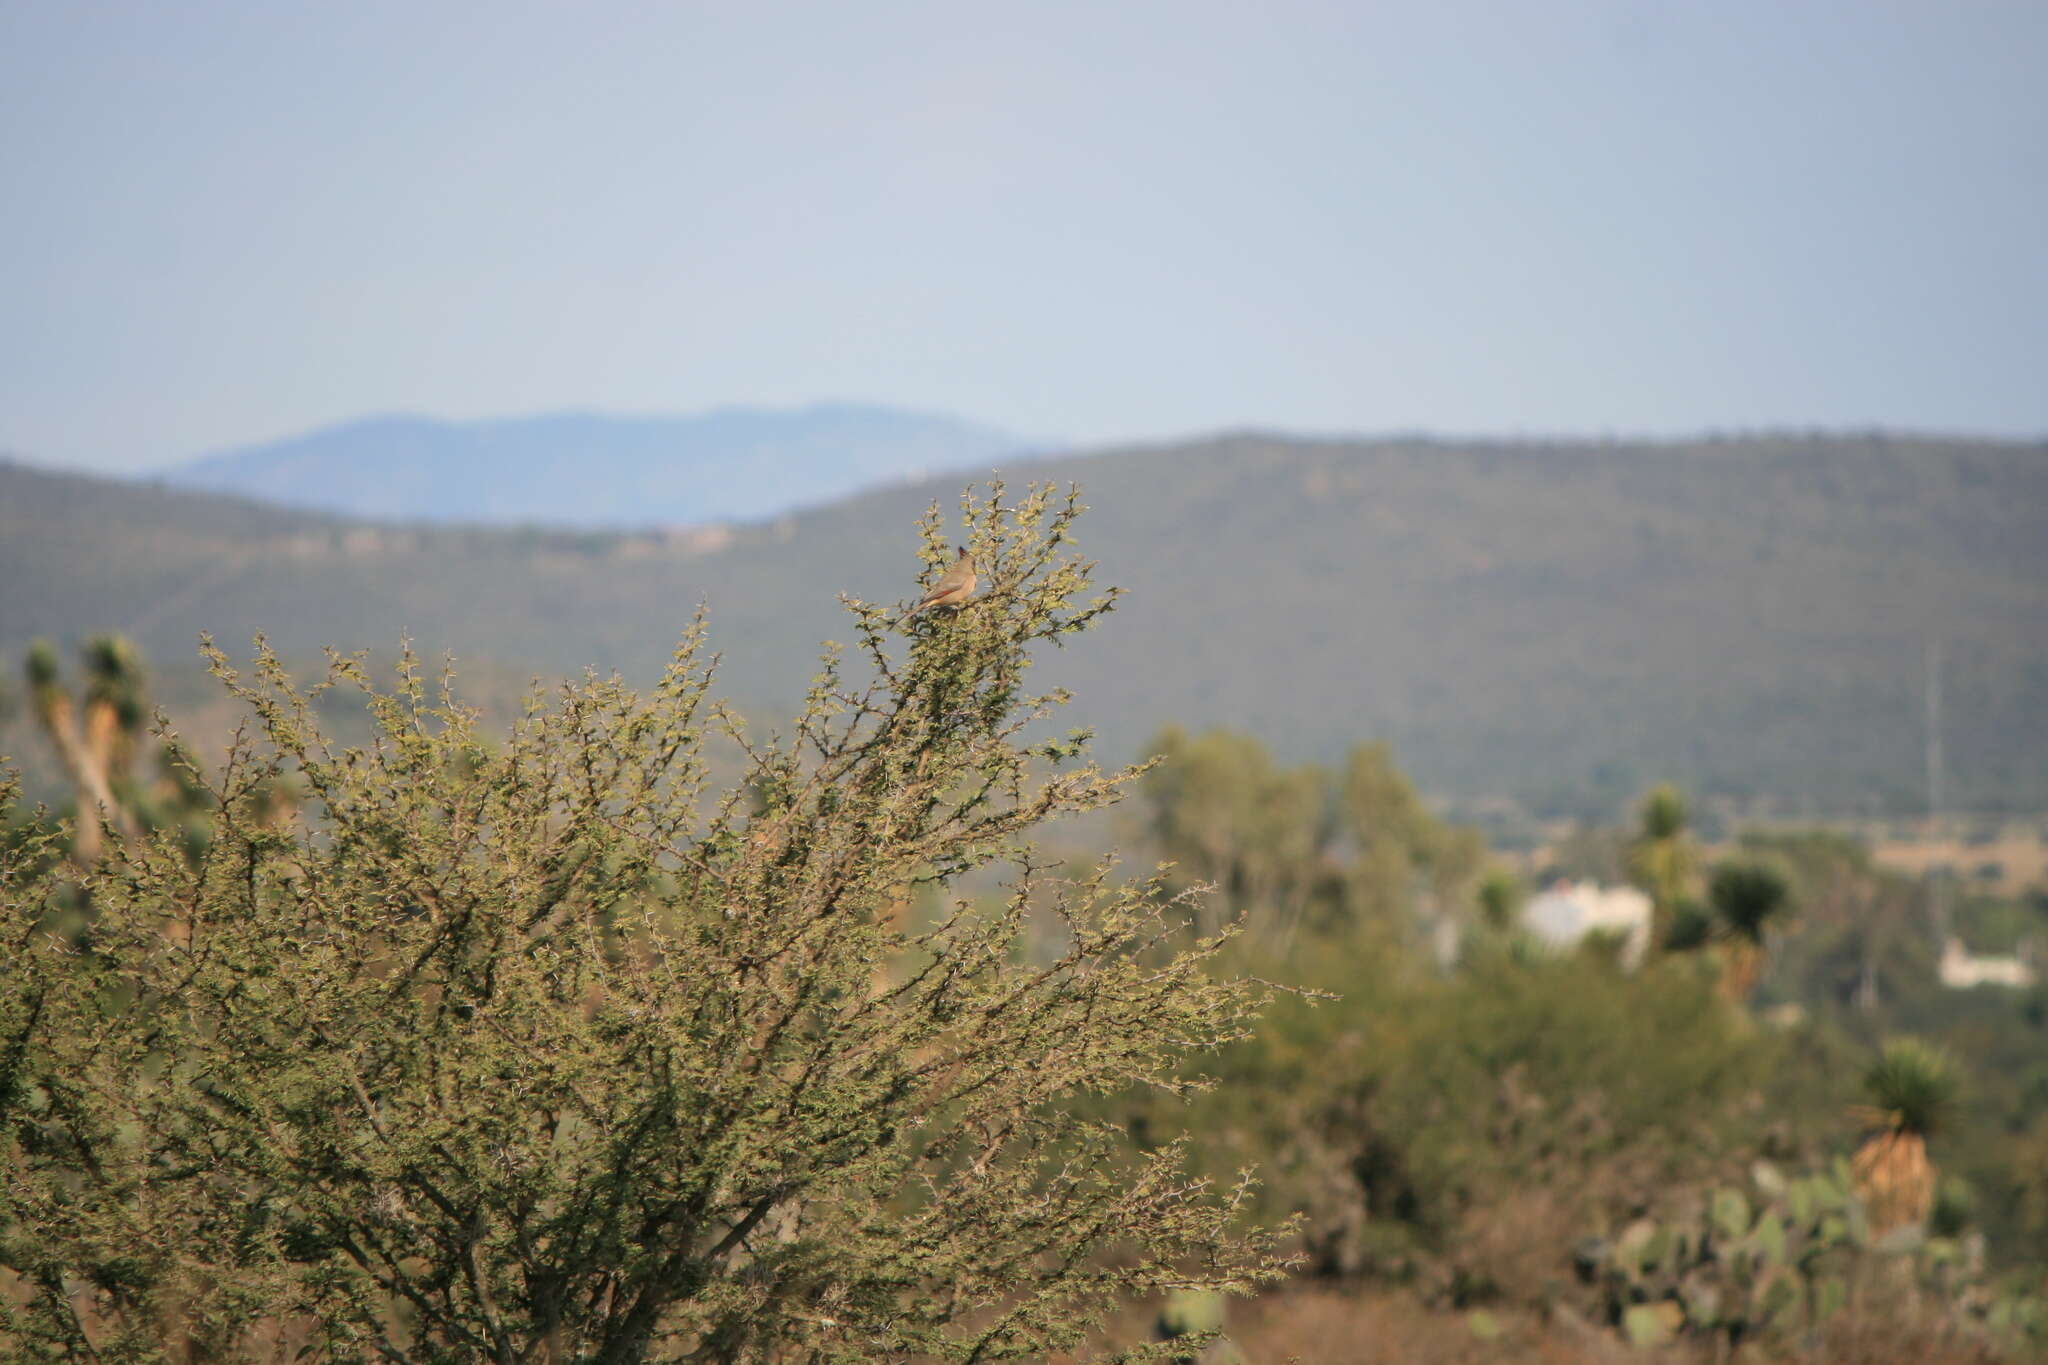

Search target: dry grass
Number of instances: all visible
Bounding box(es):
[1223,1288,1631,1364]
[1074,1282,2032,1365]
[13,1270,2033,1363]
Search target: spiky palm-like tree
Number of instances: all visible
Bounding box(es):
[1852,1037,1959,1240]
[1707,859,1793,1002]
[79,632,148,788]
[1627,783,1697,952]
[1475,868,1523,934]
[22,635,144,862]
[1663,898,1713,953]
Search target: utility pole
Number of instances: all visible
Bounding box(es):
[1925,637,1948,942]
[1925,637,1945,831]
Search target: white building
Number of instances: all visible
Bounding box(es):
[1521,881,1655,972]
[1938,937,2037,990]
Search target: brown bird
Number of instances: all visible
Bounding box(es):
[902,545,977,621]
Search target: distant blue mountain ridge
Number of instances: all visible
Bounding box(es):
[163,403,1038,527]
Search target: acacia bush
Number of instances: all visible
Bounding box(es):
[0,484,1288,1362]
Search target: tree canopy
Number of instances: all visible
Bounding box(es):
[0,483,1289,1363]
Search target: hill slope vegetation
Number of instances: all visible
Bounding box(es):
[3,431,2043,814]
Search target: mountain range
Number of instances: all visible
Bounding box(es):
[161,403,1033,526]
[3,430,2045,819]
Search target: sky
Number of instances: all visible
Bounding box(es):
[3,0,2044,474]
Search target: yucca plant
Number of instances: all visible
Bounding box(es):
[1626,784,1696,951]
[1706,859,1793,1002]
[20,635,143,863]
[1852,1038,1959,1241]
[1638,784,1687,843]
[79,632,148,788]
[1474,869,1522,934]
[1663,898,1713,953]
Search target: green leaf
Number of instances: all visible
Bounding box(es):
[1623,1301,1682,1347]
[1712,1188,1752,1243]
[1751,1214,1787,1267]
[1750,1266,1800,1326]
[1678,1270,1722,1329]
[1787,1177,1815,1226]
[1615,1218,1660,1276]
[1862,1037,1959,1137]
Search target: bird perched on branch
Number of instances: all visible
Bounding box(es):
[901,546,977,622]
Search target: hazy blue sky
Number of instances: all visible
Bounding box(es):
[4,1,2044,473]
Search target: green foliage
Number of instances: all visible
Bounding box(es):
[1141,727,1327,938]
[79,632,148,730]
[1157,1288,1225,1337]
[1709,859,1794,945]
[1621,1300,1682,1346]
[1578,1159,2045,1353]
[1640,784,1688,843]
[13,634,156,864]
[1733,827,2048,1265]
[1627,783,1698,951]
[1126,750,2048,1349]
[10,431,2048,817]
[1865,1037,1962,1137]
[1474,869,1522,934]
[1665,898,1714,952]
[1583,1163,1855,1343]
[23,638,60,694]
[1339,744,1483,931]
[1930,1175,1979,1240]
[0,484,1290,1362]
[1135,730,1481,953]
[1141,931,1770,1281]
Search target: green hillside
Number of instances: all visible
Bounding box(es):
[3,431,2044,815]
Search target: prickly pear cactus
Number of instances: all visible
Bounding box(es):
[1576,1160,2043,1352]
[1576,1160,1872,1348]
